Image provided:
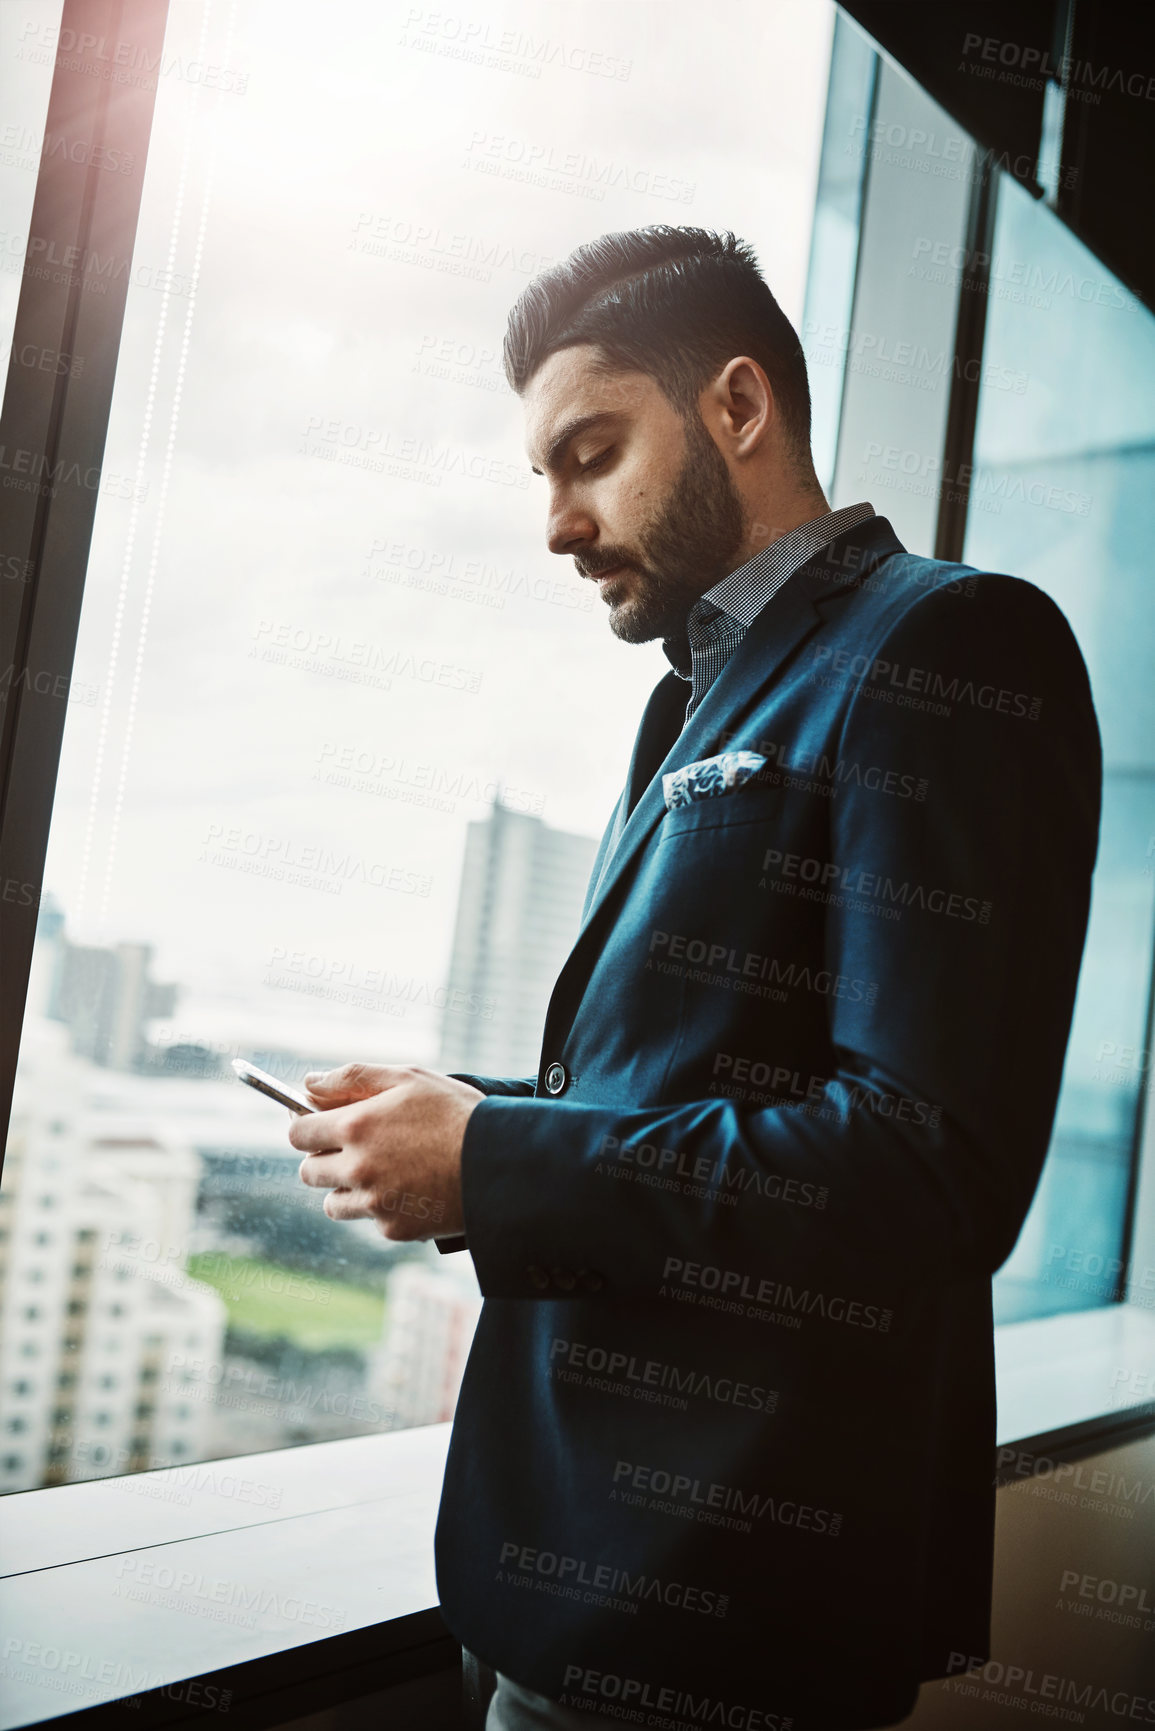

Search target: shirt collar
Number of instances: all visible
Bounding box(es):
[661,500,876,675]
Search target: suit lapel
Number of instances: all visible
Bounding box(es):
[576,518,904,939]
[585,671,687,914]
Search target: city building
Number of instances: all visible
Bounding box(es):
[0,1016,226,1493]
[371,1260,482,1431]
[37,896,179,1072]
[437,802,598,1077]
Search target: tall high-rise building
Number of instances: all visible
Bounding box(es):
[437,803,598,1078]
[35,897,179,1073]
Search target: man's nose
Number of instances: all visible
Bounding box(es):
[546,495,597,558]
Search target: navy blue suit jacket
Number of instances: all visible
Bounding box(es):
[434,517,1101,1728]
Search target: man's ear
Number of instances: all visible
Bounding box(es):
[710,357,774,458]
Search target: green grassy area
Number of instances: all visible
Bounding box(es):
[187,1254,386,1351]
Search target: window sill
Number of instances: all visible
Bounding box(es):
[0,1422,454,1728]
[994,1301,1155,1467]
[3,1308,1154,1727]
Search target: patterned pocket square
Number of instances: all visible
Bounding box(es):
[662,751,769,811]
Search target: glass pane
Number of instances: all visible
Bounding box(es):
[799,11,875,495]
[964,175,1155,1324]
[1,0,834,1490]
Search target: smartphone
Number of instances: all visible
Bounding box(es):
[231,1057,468,1255]
[231,1058,317,1114]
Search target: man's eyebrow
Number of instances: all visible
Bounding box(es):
[529,410,620,476]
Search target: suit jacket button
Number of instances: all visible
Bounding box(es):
[578,1269,605,1292]
[551,1267,576,1291]
[527,1265,550,1290]
[543,1062,568,1095]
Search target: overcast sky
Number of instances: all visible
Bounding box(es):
[8,0,835,1066]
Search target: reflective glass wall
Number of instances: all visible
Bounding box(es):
[812,19,1155,1327]
[963,178,1155,1322]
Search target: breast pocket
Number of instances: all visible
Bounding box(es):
[659,775,789,836]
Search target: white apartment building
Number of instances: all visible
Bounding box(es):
[0,1015,226,1493]
[371,1259,482,1431]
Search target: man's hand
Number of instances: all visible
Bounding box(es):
[287,1063,484,1240]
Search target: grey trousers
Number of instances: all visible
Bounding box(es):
[486,1673,629,1729]
[462,1650,624,1730]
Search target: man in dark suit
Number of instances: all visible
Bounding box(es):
[290,227,1101,1729]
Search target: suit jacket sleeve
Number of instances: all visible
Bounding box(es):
[459,575,1102,1298]
[447,1074,537,1097]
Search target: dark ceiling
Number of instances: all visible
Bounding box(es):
[840,0,1155,313]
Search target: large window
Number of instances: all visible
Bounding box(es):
[810,17,1155,1330]
[0,0,835,1491]
[962,177,1155,1323]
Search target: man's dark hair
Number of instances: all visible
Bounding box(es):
[503,225,814,470]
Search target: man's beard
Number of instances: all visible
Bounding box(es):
[577,415,748,645]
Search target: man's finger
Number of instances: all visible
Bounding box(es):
[297,1152,353,1190]
[303,1062,418,1105]
[288,1106,350,1153]
[324,1188,372,1221]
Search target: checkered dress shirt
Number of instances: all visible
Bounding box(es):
[663,501,877,725]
